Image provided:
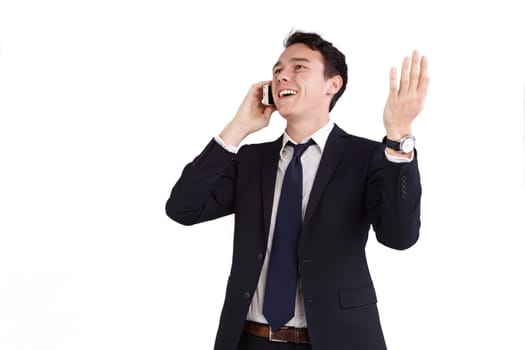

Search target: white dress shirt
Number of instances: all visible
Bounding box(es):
[214,121,413,328]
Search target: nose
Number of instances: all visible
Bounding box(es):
[275,69,290,84]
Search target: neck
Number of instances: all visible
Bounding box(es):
[285,116,330,143]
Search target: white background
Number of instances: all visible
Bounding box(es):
[1,0,525,349]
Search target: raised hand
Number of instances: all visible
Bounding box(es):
[383,51,429,141]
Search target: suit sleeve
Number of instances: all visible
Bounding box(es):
[165,138,237,226]
[366,144,421,250]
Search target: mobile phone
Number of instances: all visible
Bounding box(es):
[261,83,274,106]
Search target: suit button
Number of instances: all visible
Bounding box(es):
[303,259,312,263]
[307,298,313,304]
[256,253,264,261]
[400,175,408,199]
[243,292,251,300]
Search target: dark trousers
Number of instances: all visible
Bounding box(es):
[236,332,313,350]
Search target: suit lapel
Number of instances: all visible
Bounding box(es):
[303,124,348,228]
[260,136,283,239]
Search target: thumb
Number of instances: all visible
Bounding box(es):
[263,106,276,122]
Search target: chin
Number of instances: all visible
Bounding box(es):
[277,106,298,120]
[277,109,292,119]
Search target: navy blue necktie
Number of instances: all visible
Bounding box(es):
[263,139,315,331]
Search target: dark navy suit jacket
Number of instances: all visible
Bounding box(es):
[166,124,421,350]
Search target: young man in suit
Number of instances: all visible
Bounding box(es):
[166,31,429,350]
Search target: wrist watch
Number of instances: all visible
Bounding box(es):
[382,135,416,154]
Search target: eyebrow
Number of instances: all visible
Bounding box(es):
[272,57,312,71]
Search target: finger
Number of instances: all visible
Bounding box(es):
[398,56,411,93]
[409,50,421,92]
[417,56,430,97]
[251,80,272,100]
[388,67,398,98]
[251,80,272,92]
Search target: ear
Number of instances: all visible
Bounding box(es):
[326,75,343,96]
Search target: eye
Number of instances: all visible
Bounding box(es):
[273,68,282,75]
[295,64,306,70]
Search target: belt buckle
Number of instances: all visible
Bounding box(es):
[269,327,288,343]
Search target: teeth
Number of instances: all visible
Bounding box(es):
[279,90,297,98]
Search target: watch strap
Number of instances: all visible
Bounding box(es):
[382,135,415,154]
[382,136,401,151]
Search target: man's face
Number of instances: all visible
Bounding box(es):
[272,43,337,120]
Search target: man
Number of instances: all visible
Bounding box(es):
[166,31,429,350]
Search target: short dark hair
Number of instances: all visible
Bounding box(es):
[284,31,348,112]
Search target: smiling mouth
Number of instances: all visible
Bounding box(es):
[278,89,298,98]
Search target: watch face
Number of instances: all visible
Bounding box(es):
[401,137,415,153]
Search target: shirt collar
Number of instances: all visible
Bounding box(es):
[280,120,334,156]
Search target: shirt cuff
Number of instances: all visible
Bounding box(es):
[384,149,414,163]
[214,135,238,154]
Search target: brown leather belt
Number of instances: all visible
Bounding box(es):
[243,321,310,344]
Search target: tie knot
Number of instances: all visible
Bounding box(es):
[288,139,315,159]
